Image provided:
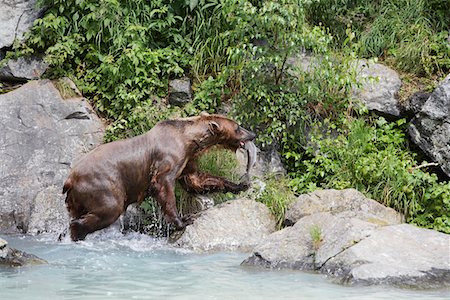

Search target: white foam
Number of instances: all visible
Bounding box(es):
[32,225,191,255]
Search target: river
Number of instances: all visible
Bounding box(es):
[1,230,448,300]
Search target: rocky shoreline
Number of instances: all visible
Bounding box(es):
[174,189,450,289]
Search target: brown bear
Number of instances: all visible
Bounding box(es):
[62,112,256,241]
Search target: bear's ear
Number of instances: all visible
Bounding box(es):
[200,111,210,117]
[208,121,220,134]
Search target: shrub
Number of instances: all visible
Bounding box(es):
[185,0,254,83]
[359,0,450,75]
[233,24,359,166]
[103,98,175,142]
[21,0,189,119]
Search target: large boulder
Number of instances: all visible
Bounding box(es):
[0,56,48,81]
[242,189,450,288]
[0,0,44,49]
[242,211,384,270]
[408,74,450,177]
[322,224,450,288]
[0,237,46,266]
[173,198,276,252]
[353,60,402,116]
[0,79,104,235]
[285,188,404,226]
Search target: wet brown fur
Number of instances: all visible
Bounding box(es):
[62,113,255,241]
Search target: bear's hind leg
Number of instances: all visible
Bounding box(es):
[69,207,122,241]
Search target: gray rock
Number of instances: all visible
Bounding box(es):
[192,194,215,210]
[0,80,104,234]
[322,224,450,288]
[168,77,192,106]
[0,237,46,266]
[0,237,7,261]
[353,60,402,116]
[285,189,403,226]
[119,203,145,233]
[243,189,450,288]
[0,0,44,49]
[409,74,450,177]
[27,185,69,234]
[119,202,173,235]
[242,212,382,270]
[0,56,48,81]
[173,198,276,252]
[254,148,286,177]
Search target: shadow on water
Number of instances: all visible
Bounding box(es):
[1,229,449,300]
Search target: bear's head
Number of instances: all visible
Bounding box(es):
[200,112,256,152]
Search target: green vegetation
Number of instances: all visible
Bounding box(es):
[177,147,241,210]
[309,225,323,251]
[248,175,296,229]
[53,78,79,99]
[22,0,188,121]
[290,117,450,233]
[304,0,450,76]
[5,0,449,233]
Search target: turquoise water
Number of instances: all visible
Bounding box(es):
[1,231,449,300]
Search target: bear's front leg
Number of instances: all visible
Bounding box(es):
[152,177,186,230]
[178,172,250,195]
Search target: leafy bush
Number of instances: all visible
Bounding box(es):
[22,0,189,119]
[289,117,450,233]
[104,98,175,142]
[191,74,230,113]
[233,25,359,166]
[304,0,375,43]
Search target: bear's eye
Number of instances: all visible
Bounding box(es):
[235,125,240,134]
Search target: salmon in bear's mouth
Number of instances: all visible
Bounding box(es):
[240,140,257,174]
